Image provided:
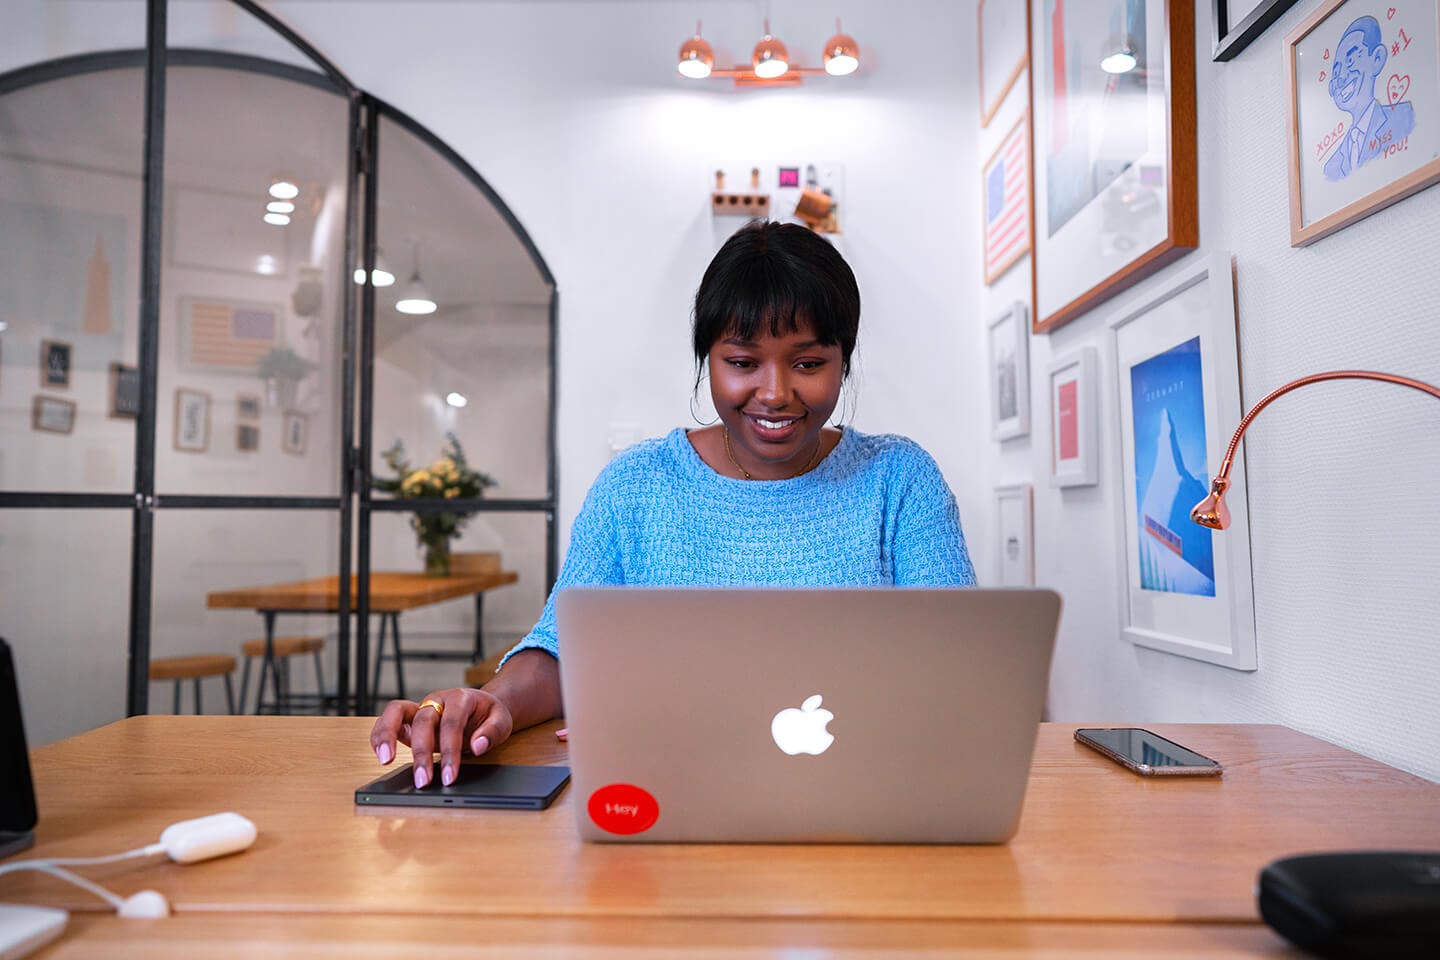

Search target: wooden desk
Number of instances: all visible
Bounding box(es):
[7,718,1438,957]
[207,571,518,710]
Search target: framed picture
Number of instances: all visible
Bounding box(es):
[979,0,1031,127]
[994,483,1036,587]
[1029,0,1199,333]
[1285,0,1440,246]
[31,395,76,435]
[41,340,72,388]
[174,387,211,453]
[982,112,1033,284]
[1107,253,1256,670]
[987,301,1031,441]
[1047,346,1100,487]
[177,296,282,374]
[1212,0,1304,61]
[282,410,308,456]
[236,393,261,420]
[108,362,140,419]
[236,423,260,452]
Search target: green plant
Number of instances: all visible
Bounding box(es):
[257,345,316,381]
[373,433,497,575]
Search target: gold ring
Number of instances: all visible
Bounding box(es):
[417,699,444,718]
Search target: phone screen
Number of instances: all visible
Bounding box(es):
[1076,727,1220,772]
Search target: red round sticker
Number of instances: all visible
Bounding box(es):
[588,783,660,835]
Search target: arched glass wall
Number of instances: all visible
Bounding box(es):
[0,0,556,744]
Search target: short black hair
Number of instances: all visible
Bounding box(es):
[692,220,860,378]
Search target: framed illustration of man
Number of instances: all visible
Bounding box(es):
[1285,0,1440,245]
[1028,0,1198,333]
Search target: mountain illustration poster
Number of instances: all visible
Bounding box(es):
[1128,336,1214,597]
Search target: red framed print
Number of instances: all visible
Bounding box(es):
[1047,346,1099,487]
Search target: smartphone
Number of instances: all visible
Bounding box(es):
[1074,727,1222,776]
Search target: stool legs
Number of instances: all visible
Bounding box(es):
[172,680,181,714]
[224,673,236,715]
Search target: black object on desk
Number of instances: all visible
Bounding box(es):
[356,763,571,810]
[0,638,38,858]
[1259,851,1440,958]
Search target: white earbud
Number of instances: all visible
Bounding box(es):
[117,889,170,918]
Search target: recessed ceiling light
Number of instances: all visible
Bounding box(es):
[263,212,291,226]
[266,200,295,214]
[269,179,299,200]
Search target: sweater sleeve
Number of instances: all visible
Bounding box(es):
[498,470,625,666]
[889,446,977,586]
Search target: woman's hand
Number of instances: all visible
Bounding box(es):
[369,687,514,789]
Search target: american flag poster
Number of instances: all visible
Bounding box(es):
[983,113,1032,284]
[179,298,280,372]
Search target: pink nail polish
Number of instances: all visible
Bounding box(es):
[377,743,392,765]
[414,764,429,789]
[472,735,489,755]
[442,764,455,786]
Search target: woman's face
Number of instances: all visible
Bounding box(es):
[707,321,844,479]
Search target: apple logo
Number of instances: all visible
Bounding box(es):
[770,694,835,756]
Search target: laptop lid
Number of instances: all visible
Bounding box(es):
[556,587,1060,844]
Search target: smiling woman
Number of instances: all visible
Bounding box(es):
[369,220,978,790]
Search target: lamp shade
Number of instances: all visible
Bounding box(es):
[752,22,788,79]
[395,271,436,315]
[822,29,859,76]
[678,32,714,79]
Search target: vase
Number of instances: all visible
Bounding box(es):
[422,539,452,577]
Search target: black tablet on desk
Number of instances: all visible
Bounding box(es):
[1,638,38,858]
[356,763,570,810]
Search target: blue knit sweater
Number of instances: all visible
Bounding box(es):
[504,427,976,662]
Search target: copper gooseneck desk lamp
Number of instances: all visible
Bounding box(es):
[1187,369,1440,958]
[1191,370,1440,530]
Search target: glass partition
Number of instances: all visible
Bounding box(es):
[152,508,342,714]
[0,66,143,494]
[155,63,349,497]
[0,1,147,77]
[0,510,132,746]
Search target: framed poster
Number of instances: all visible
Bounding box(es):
[282,410,308,455]
[177,296,282,374]
[40,340,72,388]
[1029,0,1198,333]
[108,362,139,419]
[1048,346,1099,487]
[236,393,261,420]
[980,0,1031,127]
[983,112,1034,284]
[994,483,1036,586]
[1212,0,1304,61]
[1107,254,1256,670]
[987,302,1031,441]
[32,395,76,435]
[1285,0,1440,245]
[174,387,211,453]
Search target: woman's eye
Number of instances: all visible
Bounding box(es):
[795,360,825,370]
[726,359,755,369]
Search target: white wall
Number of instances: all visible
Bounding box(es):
[977,4,1440,782]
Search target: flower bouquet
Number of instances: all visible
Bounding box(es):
[373,433,497,576]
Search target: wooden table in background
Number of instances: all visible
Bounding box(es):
[207,571,518,711]
[8,718,1440,956]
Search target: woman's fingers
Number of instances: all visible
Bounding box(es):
[370,699,418,765]
[407,696,446,789]
[436,692,472,786]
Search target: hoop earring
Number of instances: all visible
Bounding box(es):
[690,390,718,426]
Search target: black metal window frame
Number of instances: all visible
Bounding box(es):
[0,0,558,717]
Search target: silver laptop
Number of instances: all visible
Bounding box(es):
[555,587,1061,844]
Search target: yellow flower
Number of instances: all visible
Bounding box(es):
[401,469,432,495]
[444,488,459,498]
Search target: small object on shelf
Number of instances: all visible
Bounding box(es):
[714,169,724,191]
[712,192,771,217]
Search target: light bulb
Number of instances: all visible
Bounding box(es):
[263,212,291,226]
[445,392,468,408]
[267,200,295,214]
[268,180,299,200]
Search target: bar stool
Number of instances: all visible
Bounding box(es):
[240,635,325,714]
[149,654,237,715]
[462,649,507,689]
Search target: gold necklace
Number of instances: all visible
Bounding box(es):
[723,427,824,480]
